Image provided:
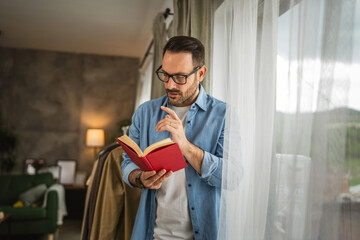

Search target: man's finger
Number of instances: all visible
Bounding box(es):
[144,169,166,184]
[161,106,180,120]
[152,171,173,187]
[156,119,178,132]
[141,170,156,179]
[156,124,177,134]
[156,117,176,126]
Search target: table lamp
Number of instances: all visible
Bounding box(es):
[86,129,105,159]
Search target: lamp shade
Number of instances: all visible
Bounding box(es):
[86,129,105,147]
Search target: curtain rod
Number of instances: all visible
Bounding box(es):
[139,8,173,68]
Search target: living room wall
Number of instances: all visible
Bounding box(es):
[0,47,138,174]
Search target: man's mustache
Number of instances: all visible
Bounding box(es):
[166,89,181,94]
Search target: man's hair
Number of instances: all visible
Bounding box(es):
[162,36,205,67]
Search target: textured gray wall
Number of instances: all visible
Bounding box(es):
[0,47,138,174]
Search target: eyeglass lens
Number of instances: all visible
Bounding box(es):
[157,72,186,84]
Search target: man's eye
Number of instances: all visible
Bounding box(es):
[162,73,170,79]
[174,75,185,80]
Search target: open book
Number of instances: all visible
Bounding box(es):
[116,135,187,172]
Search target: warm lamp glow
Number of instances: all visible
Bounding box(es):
[86,129,105,147]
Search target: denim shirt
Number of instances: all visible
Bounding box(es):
[121,85,226,240]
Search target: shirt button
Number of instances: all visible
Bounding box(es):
[191,207,195,210]
[195,231,199,234]
[187,121,190,123]
[188,184,192,187]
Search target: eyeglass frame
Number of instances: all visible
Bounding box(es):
[155,65,202,85]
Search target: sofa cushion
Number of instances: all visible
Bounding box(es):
[0,205,46,220]
[19,184,47,207]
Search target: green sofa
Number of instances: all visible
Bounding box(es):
[0,173,58,237]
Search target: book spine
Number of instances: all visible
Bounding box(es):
[143,156,155,171]
[117,140,154,171]
[141,156,155,171]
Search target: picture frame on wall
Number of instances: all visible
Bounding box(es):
[56,159,77,185]
[37,165,62,182]
[74,171,87,187]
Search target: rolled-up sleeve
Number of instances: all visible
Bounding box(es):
[121,107,142,187]
[121,156,140,187]
[200,151,223,187]
[199,118,224,187]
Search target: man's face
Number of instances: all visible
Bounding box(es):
[161,51,206,107]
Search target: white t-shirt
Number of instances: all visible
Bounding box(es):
[153,105,193,240]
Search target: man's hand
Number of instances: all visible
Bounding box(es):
[156,106,189,151]
[129,169,172,189]
[155,106,204,174]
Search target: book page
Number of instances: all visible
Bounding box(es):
[117,135,143,156]
[143,138,174,156]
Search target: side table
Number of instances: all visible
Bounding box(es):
[65,185,88,220]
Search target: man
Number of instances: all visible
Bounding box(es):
[121,36,225,240]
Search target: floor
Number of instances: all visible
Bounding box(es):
[56,219,83,240]
[0,219,82,240]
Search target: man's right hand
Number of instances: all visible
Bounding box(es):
[129,169,173,189]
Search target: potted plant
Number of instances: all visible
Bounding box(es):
[0,124,17,175]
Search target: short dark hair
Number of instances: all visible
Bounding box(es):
[163,36,205,67]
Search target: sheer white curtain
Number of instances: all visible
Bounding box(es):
[269,0,356,239]
[214,0,357,239]
[215,0,278,239]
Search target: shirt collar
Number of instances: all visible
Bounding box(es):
[163,84,208,111]
[194,84,208,111]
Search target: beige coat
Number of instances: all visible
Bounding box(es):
[81,146,141,240]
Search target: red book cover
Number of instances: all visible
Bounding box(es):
[116,135,187,172]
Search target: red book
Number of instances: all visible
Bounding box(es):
[116,135,187,172]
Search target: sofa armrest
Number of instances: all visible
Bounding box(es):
[45,190,58,231]
[44,184,67,226]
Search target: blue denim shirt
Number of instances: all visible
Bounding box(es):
[121,85,226,240]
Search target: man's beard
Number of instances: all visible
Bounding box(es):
[166,79,199,106]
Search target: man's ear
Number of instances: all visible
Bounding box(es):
[198,65,207,82]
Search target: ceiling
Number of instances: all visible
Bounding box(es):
[0,0,173,59]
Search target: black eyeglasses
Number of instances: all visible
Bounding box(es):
[155,65,202,85]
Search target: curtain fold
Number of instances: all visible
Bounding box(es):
[150,13,168,100]
[215,0,357,239]
[217,0,277,238]
[172,0,214,93]
[134,57,153,110]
